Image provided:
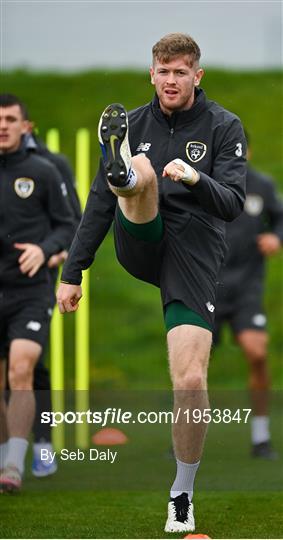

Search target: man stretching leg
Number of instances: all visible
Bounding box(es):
[57,33,246,532]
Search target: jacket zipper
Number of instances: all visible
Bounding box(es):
[167,127,175,161]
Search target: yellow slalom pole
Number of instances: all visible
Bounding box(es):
[46,128,65,451]
[75,129,90,448]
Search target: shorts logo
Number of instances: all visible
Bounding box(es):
[252,314,266,327]
[186,141,207,163]
[206,301,215,313]
[26,320,41,331]
[14,178,35,199]
[244,194,264,216]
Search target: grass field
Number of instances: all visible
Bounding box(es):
[1,408,283,538]
[1,490,283,539]
[2,68,283,538]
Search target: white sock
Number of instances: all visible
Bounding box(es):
[170,458,200,501]
[251,416,270,444]
[0,442,8,469]
[33,442,53,461]
[6,437,29,475]
[116,168,138,191]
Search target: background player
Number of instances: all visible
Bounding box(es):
[24,120,81,476]
[214,133,283,459]
[0,94,74,492]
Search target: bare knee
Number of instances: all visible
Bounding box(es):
[248,346,267,365]
[172,365,207,391]
[237,330,268,364]
[8,360,34,390]
[168,325,211,391]
[237,330,270,390]
[8,339,41,390]
[169,344,209,391]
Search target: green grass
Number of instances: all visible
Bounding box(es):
[1,490,282,539]
[1,404,282,538]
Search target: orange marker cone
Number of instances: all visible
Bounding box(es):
[184,535,211,539]
[92,427,128,445]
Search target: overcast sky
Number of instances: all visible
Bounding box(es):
[1,1,282,71]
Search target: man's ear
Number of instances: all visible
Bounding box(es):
[150,67,155,85]
[194,68,204,87]
[21,119,30,135]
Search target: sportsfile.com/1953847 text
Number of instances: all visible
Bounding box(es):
[41,408,252,427]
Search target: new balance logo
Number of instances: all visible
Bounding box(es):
[26,321,41,331]
[136,142,151,152]
[61,182,68,197]
[252,313,266,327]
[206,302,215,313]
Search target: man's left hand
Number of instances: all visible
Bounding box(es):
[14,243,45,277]
[48,250,68,268]
[257,233,281,256]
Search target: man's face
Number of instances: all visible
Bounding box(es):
[150,55,204,115]
[0,104,28,153]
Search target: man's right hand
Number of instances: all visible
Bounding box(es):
[56,283,82,313]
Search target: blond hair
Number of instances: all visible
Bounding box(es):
[152,33,201,66]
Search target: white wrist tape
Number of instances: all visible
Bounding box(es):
[173,158,200,185]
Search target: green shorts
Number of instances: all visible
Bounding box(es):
[164,301,212,332]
